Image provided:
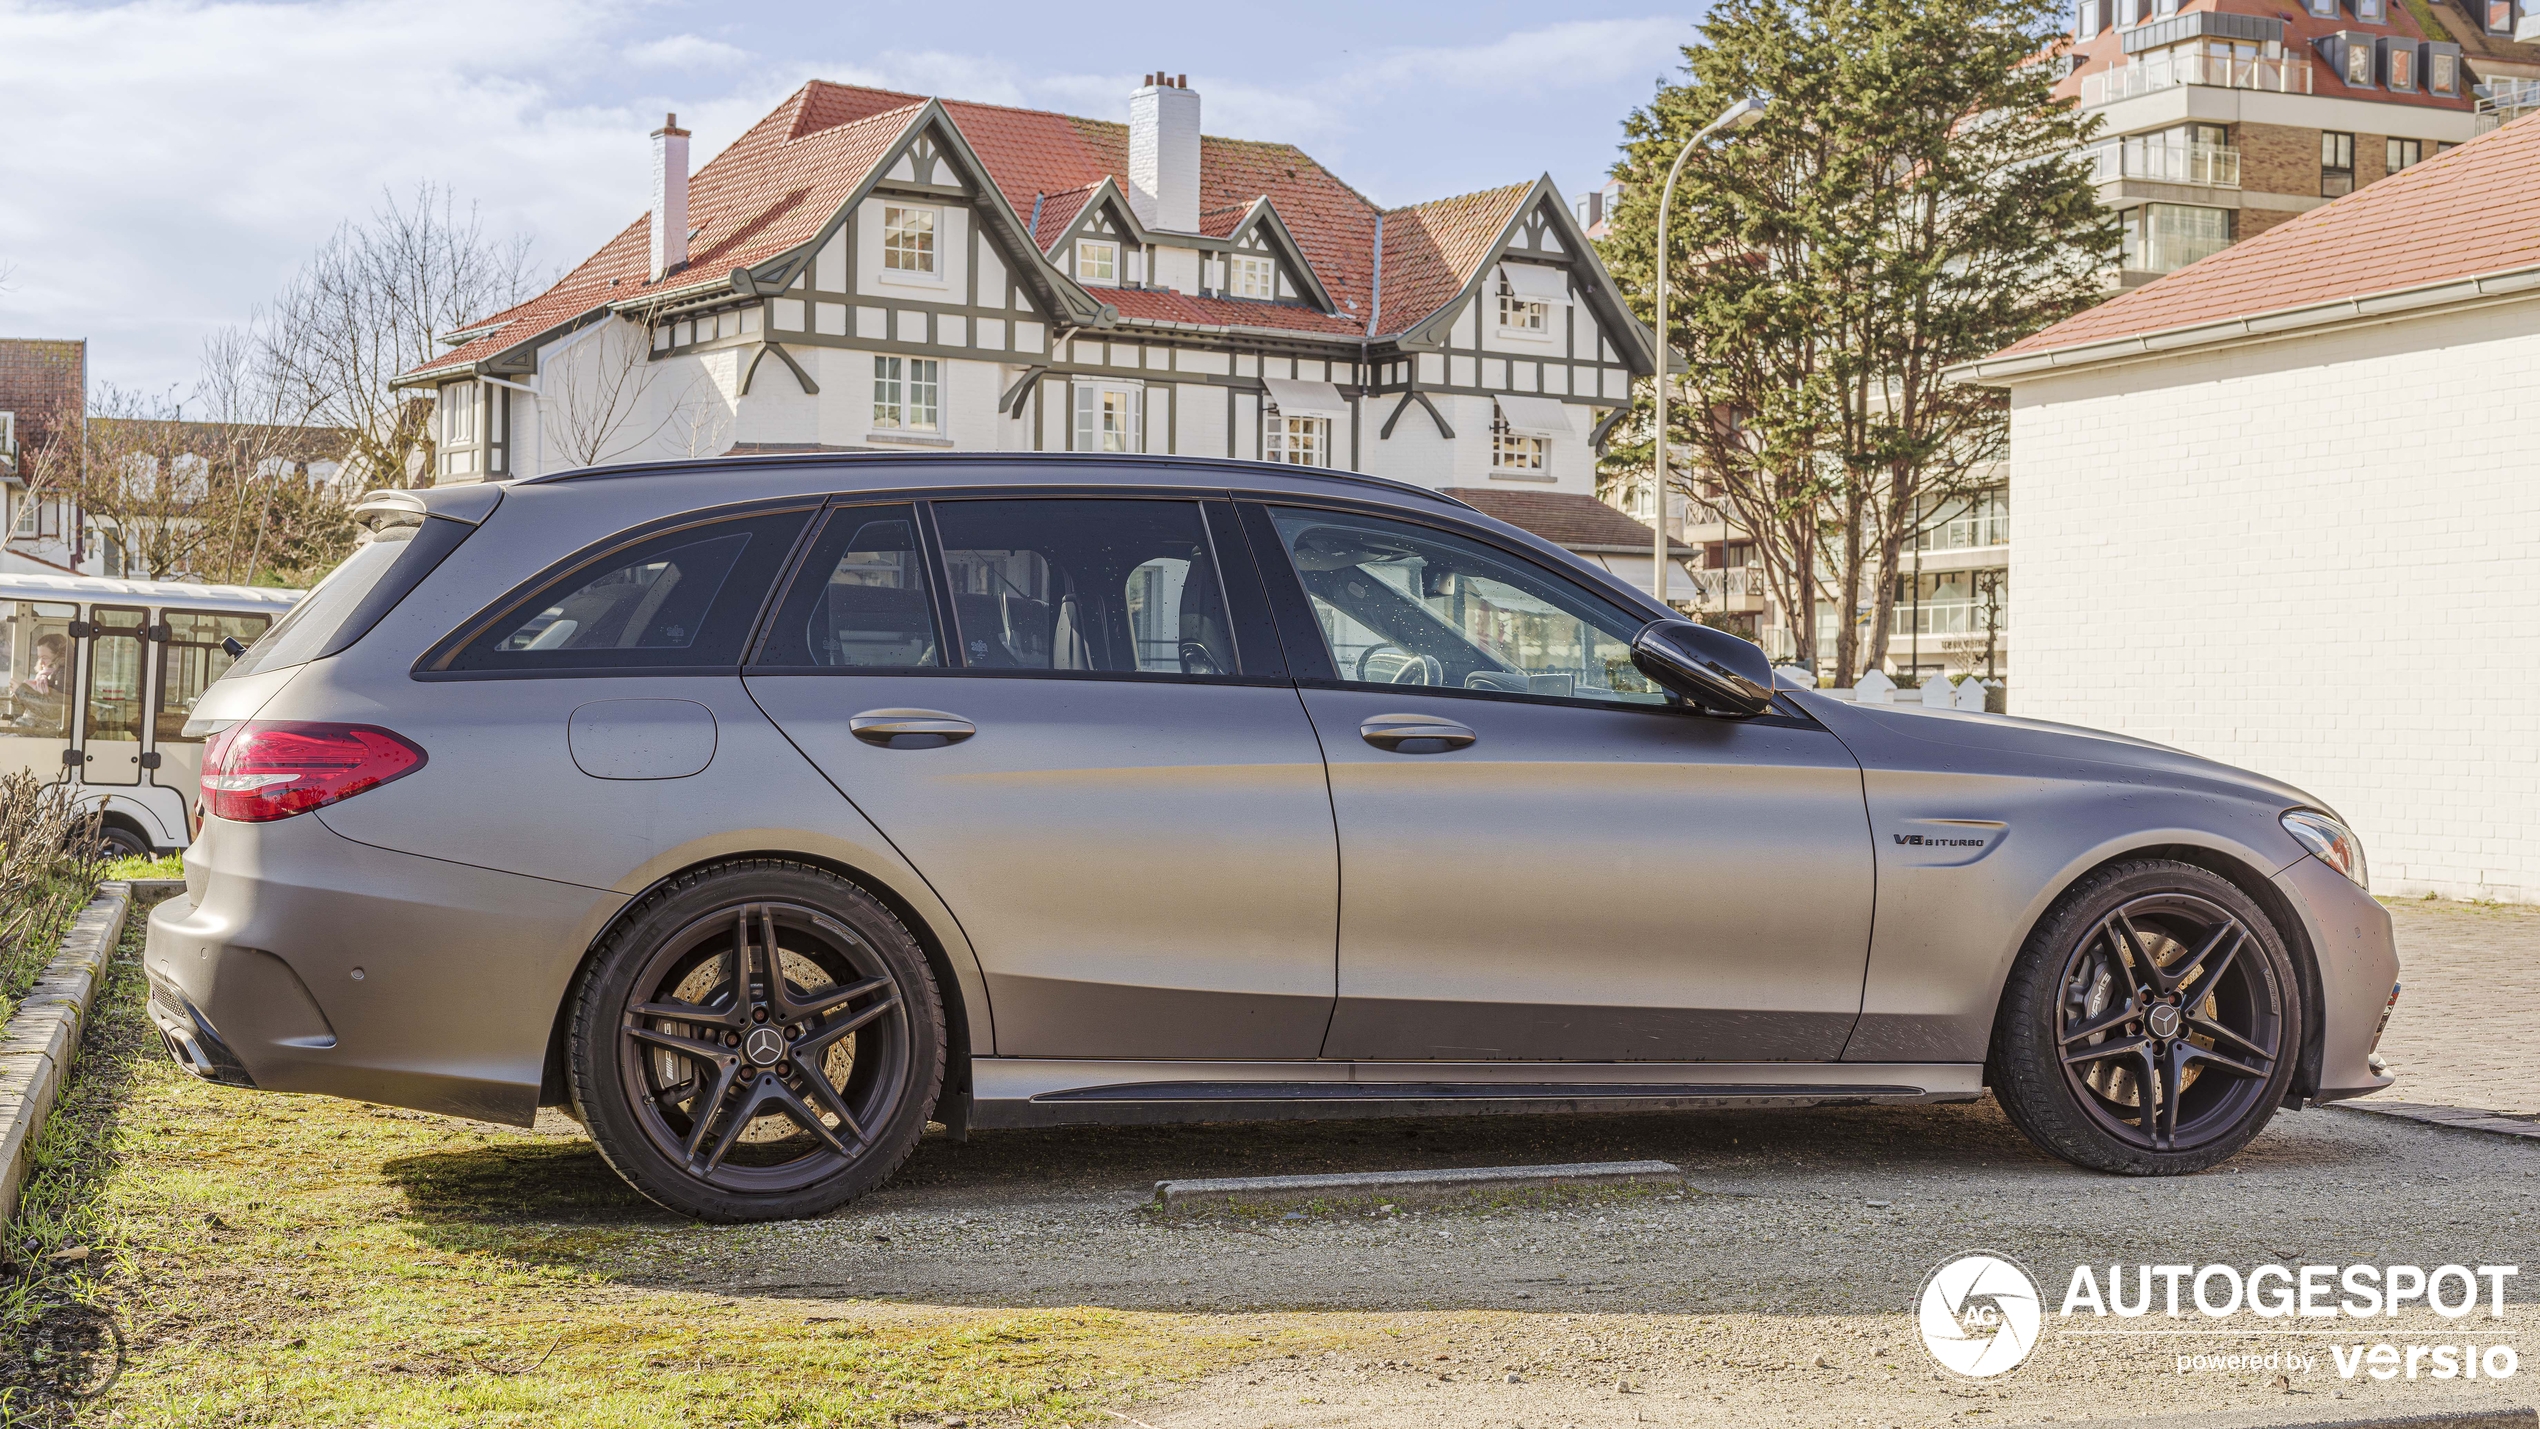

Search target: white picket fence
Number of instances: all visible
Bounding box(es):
[1778,666,1997,712]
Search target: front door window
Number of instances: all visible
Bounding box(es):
[1266,506,1663,705]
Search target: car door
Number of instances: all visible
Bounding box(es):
[78,604,148,786]
[1243,501,1875,1063]
[744,494,1339,1060]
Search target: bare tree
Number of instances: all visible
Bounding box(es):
[540,307,734,469]
[258,183,538,487]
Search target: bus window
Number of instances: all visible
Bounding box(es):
[0,600,77,739]
[156,610,272,741]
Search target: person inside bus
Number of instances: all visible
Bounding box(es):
[10,633,70,735]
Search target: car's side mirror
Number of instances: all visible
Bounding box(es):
[1630,619,1776,717]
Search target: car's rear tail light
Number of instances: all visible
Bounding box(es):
[202,721,427,823]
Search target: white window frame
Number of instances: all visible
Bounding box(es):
[1229,254,1277,300]
[872,355,942,432]
[1263,413,1329,467]
[2385,44,2414,91]
[882,205,938,277]
[441,383,477,446]
[1497,283,1549,334]
[1073,382,1143,453]
[1491,406,1547,471]
[1077,239,1119,286]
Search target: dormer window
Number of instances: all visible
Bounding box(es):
[2354,0,2385,21]
[2431,49,2461,94]
[2487,0,2513,34]
[2343,36,2374,87]
[2386,42,2416,90]
[1077,240,1118,285]
[2306,0,2336,17]
[883,206,936,274]
[1229,254,1276,300]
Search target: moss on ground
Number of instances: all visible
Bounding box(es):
[0,926,1347,1427]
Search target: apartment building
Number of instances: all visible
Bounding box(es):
[2058,0,2540,283]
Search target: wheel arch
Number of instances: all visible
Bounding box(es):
[537,850,981,1131]
[1985,840,2326,1106]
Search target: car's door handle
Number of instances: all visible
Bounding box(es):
[1359,713,1476,752]
[847,709,976,748]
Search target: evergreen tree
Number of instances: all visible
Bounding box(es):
[1601,0,2115,679]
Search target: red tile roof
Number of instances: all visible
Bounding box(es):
[1442,487,1695,554]
[408,80,1556,381]
[2054,0,2472,112]
[1993,112,2540,359]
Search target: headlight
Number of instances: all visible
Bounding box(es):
[2282,810,2368,890]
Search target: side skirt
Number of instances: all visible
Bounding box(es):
[969,1058,1985,1130]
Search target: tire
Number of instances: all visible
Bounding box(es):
[96,823,151,860]
[567,860,945,1222]
[1990,858,2302,1176]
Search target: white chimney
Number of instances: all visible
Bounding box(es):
[650,112,691,281]
[1128,73,1200,233]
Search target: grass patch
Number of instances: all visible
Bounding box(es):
[0,926,1349,1427]
[97,855,183,884]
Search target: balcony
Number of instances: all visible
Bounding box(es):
[2081,52,2314,106]
[2089,139,2240,188]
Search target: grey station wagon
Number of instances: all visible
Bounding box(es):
[144,456,2399,1221]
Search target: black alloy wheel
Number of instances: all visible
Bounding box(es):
[569,861,944,1221]
[1991,859,2301,1175]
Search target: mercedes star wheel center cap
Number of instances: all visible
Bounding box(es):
[744,1027,786,1065]
[2145,1003,2183,1039]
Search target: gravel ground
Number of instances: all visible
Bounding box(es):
[2375,899,2540,1115]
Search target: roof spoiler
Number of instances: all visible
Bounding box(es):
[352,484,504,532]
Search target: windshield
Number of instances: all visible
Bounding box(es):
[224,526,417,679]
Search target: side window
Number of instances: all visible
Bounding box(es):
[754,505,942,669]
[156,610,271,741]
[0,600,77,739]
[1265,506,1665,706]
[84,606,148,745]
[443,509,811,672]
[931,499,1235,676]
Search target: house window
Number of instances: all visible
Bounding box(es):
[2387,137,2424,172]
[2431,50,2460,94]
[1498,283,1548,333]
[2386,43,2415,90]
[2078,0,2101,36]
[2343,39,2374,88]
[2356,0,2385,19]
[1073,384,1142,452]
[2321,132,2356,196]
[1491,406,1546,471]
[2306,0,2336,15]
[1229,254,1276,299]
[873,356,940,431]
[2489,0,2514,32]
[1077,240,1118,285]
[1263,414,1328,466]
[441,384,476,445]
[10,492,33,538]
[883,206,936,273]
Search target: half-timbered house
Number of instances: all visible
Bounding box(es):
[396,75,1676,591]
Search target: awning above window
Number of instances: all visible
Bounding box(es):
[1262,377,1350,422]
[1494,394,1574,439]
[1497,262,1573,305]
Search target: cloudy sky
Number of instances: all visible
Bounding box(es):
[0,0,1702,396]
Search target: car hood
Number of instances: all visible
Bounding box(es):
[1789,692,2338,820]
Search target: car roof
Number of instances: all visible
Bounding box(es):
[506,450,1478,513]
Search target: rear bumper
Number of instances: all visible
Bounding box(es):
[2271,854,2400,1104]
[141,813,625,1126]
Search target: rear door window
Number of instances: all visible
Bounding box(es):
[752,504,943,669]
[437,508,813,673]
[929,498,1237,677]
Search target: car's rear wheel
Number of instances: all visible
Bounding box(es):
[1990,859,2301,1175]
[568,861,944,1222]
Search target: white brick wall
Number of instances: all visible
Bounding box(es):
[2006,297,2540,902]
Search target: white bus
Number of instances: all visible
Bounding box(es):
[0,573,303,856]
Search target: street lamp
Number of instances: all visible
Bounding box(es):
[1652,94,1768,610]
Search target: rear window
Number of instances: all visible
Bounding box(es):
[231,522,429,680]
[438,509,812,673]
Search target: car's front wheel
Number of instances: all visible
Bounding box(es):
[1991,859,2302,1175]
[568,860,944,1222]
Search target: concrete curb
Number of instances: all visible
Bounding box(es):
[1153,1159,1684,1212]
[0,882,132,1227]
[2336,1099,2540,1140]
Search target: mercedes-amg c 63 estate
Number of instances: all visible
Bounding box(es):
[145,455,2398,1221]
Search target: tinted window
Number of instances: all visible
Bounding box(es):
[1267,506,1665,706]
[228,525,414,677]
[932,499,1235,676]
[754,505,942,668]
[446,510,810,672]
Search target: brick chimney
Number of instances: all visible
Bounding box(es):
[1128,73,1199,233]
[650,113,691,281]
